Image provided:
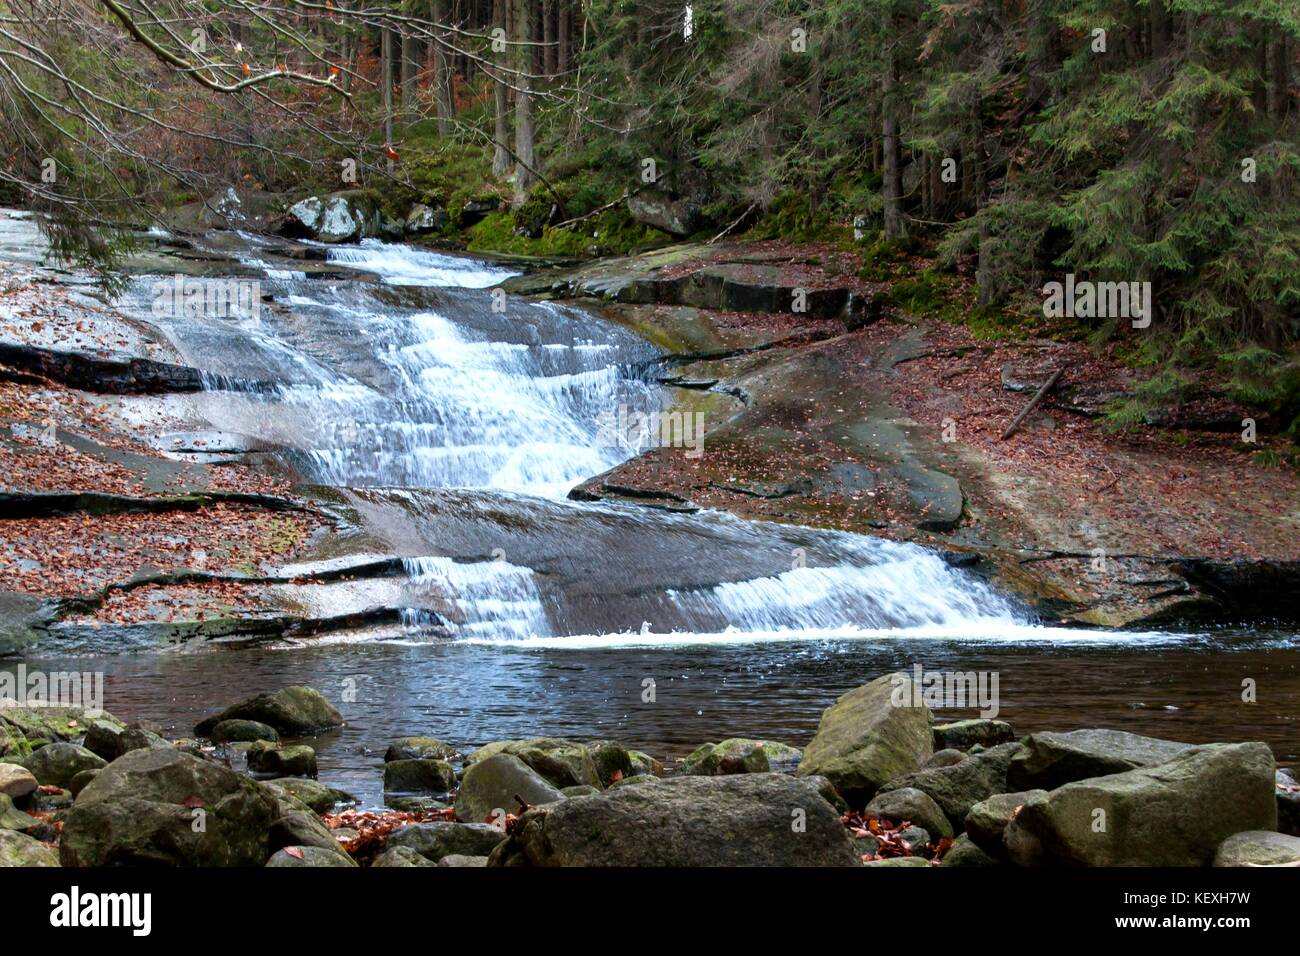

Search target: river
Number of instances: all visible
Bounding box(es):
[3,219,1297,803]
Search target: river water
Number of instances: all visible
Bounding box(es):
[4,220,1297,803]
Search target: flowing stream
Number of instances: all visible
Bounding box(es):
[4,217,1298,803]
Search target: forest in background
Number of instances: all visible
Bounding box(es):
[0,0,1296,436]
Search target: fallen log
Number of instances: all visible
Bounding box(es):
[1001,364,1070,440]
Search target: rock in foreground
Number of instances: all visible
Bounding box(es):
[194,686,343,738]
[490,773,861,867]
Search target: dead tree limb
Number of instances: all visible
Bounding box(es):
[1001,364,1069,440]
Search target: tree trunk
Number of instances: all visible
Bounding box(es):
[881,28,904,240]
[400,30,419,121]
[543,0,556,77]
[514,0,536,194]
[382,25,395,174]
[491,0,512,174]
[558,0,571,74]
[1267,38,1288,120]
[433,0,455,134]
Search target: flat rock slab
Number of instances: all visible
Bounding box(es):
[1007,729,1198,791]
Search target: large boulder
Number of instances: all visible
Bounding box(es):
[682,738,802,776]
[386,822,505,862]
[283,192,380,243]
[796,672,933,806]
[22,743,106,788]
[455,753,565,825]
[627,190,704,237]
[383,758,456,794]
[1214,831,1300,867]
[0,793,37,831]
[1,706,120,756]
[0,828,59,866]
[875,742,1022,828]
[59,748,280,867]
[940,833,1001,867]
[194,686,343,738]
[490,774,861,867]
[268,807,351,862]
[1006,729,1196,791]
[465,738,600,790]
[1004,742,1276,866]
[865,787,953,840]
[405,203,447,235]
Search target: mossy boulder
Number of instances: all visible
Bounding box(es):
[1214,831,1300,867]
[386,821,506,862]
[454,753,565,825]
[876,742,1023,829]
[465,738,599,789]
[0,706,120,754]
[59,748,280,867]
[1004,743,1276,866]
[964,790,1046,855]
[246,742,317,778]
[796,672,933,806]
[865,787,953,840]
[682,738,802,776]
[0,793,37,831]
[383,758,456,794]
[22,743,106,789]
[210,720,279,745]
[0,828,59,866]
[194,686,343,738]
[261,777,355,815]
[83,722,170,762]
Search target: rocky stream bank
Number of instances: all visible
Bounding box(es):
[2,676,1297,868]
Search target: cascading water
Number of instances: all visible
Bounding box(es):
[107,229,1030,642]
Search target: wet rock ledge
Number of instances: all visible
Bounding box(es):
[2,675,1296,868]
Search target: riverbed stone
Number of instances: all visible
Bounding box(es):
[262,777,356,814]
[194,685,343,737]
[609,773,660,789]
[0,706,119,752]
[490,773,860,867]
[267,845,357,867]
[438,853,489,867]
[583,740,636,786]
[455,753,565,825]
[465,738,600,789]
[268,807,350,862]
[0,828,59,866]
[0,793,36,831]
[247,742,317,778]
[1004,742,1276,867]
[372,845,437,867]
[1006,729,1196,791]
[22,742,106,789]
[1214,830,1300,867]
[384,736,457,762]
[865,787,953,839]
[796,672,933,806]
[682,738,803,776]
[383,758,457,794]
[932,719,1016,752]
[83,722,170,762]
[940,834,1001,867]
[59,748,280,867]
[877,741,1023,828]
[1277,770,1300,836]
[0,763,36,800]
[387,821,506,862]
[862,855,930,867]
[964,790,1046,855]
[210,719,280,744]
[562,785,600,797]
